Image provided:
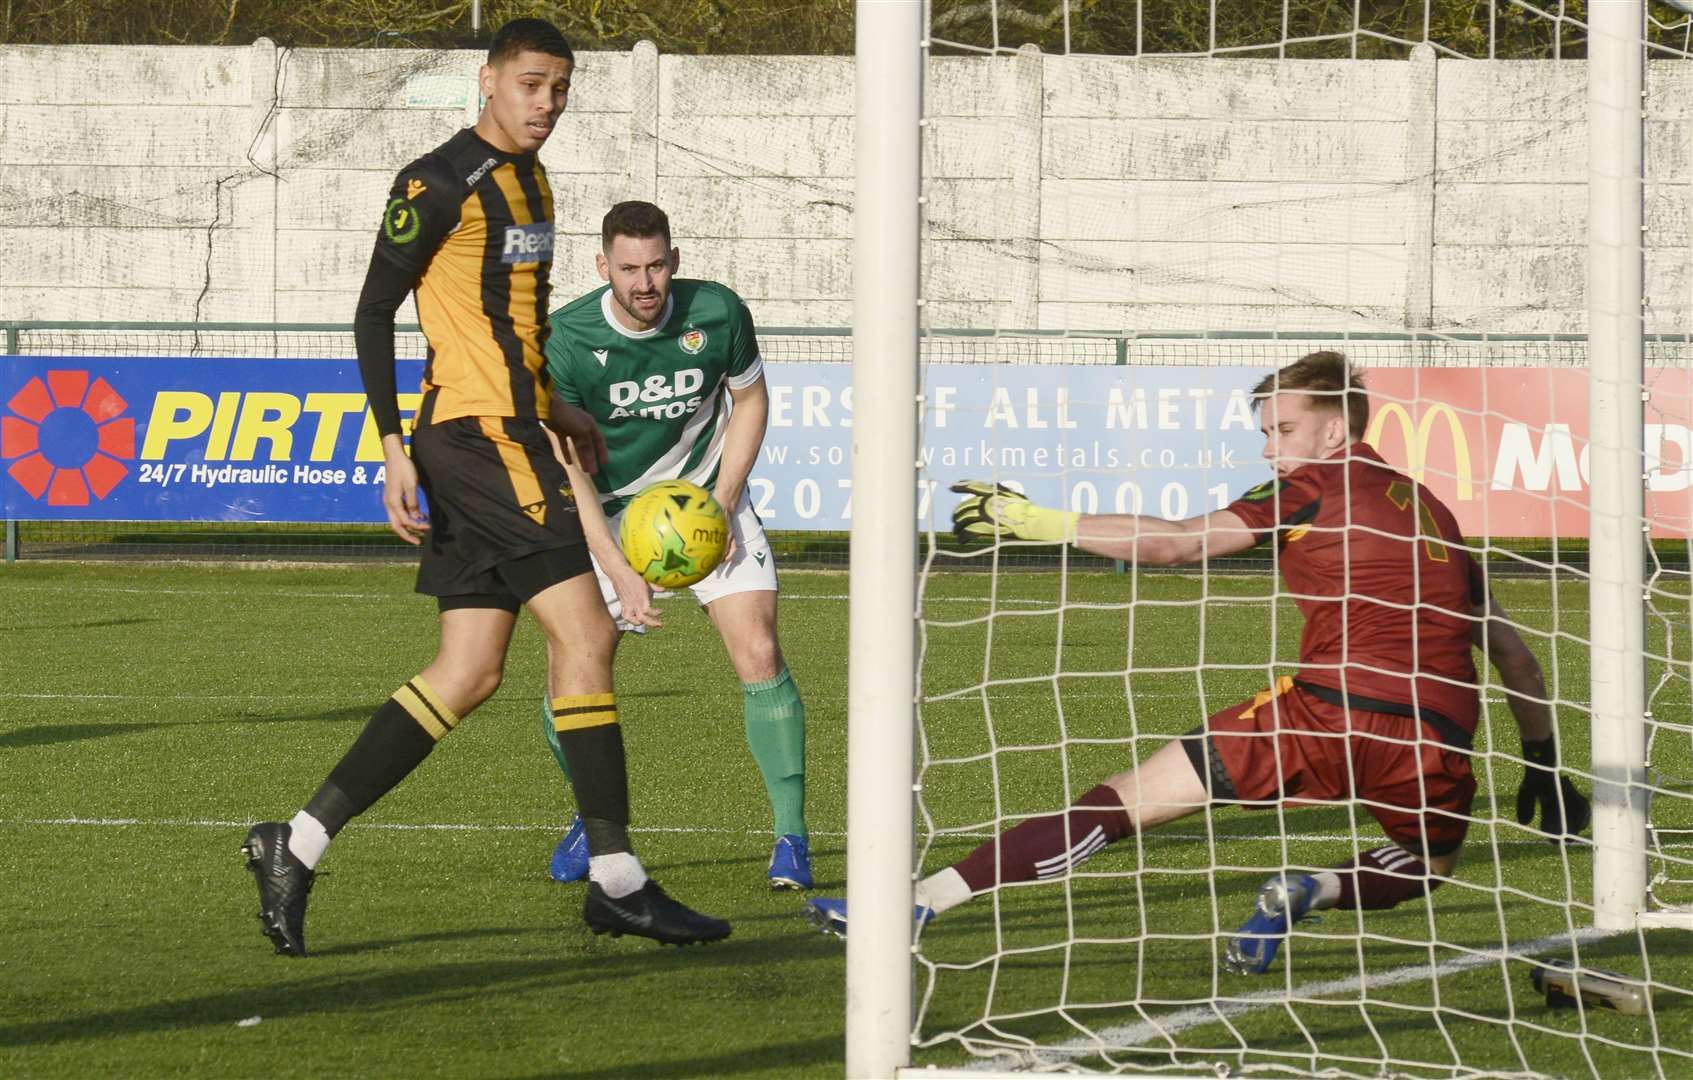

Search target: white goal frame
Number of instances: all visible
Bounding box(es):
[1587,0,1682,935]
[846,0,1689,1075]
[845,2,923,1078]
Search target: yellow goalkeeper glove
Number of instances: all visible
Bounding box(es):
[950,480,1079,543]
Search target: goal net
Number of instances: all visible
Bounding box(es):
[847,1,1693,1076]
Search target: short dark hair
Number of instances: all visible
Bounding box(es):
[601,201,672,249]
[487,18,573,66]
[1251,350,1370,441]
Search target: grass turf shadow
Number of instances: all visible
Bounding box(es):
[521,1033,846,1079]
[0,616,158,631]
[0,937,770,1049]
[0,706,375,749]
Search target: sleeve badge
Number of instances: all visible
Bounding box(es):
[383,197,422,244]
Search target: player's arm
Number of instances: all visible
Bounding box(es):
[548,427,661,629]
[544,398,608,477]
[950,480,1260,565]
[1473,596,1552,742]
[353,160,460,543]
[1473,593,1590,839]
[540,320,608,475]
[715,291,767,512]
[712,292,769,558]
[1076,507,1257,564]
[713,373,767,515]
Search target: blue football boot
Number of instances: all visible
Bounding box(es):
[803,896,934,939]
[548,815,590,883]
[767,834,813,891]
[1224,873,1320,975]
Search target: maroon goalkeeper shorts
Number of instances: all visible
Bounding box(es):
[1186,677,1476,857]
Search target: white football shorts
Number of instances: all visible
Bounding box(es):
[592,488,777,632]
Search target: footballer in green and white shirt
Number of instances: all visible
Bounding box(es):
[548,277,762,519]
[538,201,811,892]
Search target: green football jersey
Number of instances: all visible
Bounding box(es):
[545,278,763,514]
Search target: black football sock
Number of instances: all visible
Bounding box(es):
[304,676,460,836]
[550,694,632,855]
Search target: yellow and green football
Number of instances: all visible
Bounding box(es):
[618,479,729,589]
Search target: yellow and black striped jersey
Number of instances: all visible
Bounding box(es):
[354,128,556,435]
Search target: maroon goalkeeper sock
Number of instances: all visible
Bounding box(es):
[1334,846,1443,910]
[954,784,1133,892]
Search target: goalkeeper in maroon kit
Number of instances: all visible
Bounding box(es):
[806,350,1590,974]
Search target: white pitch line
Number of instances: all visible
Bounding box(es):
[0,580,1571,614]
[2,690,1627,710]
[9,817,1682,851]
[0,697,357,707]
[0,583,398,600]
[0,584,1197,608]
[0,816,1280,843]
[964,926,1621,1072]
[0,585,1230,608]
[0,816,838,837]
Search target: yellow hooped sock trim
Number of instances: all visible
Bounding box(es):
[394,675,460,741]
[551,692,618,732]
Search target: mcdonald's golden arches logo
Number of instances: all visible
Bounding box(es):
[1364,401,1475,501]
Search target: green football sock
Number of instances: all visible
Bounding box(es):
[541,696,574,786]
[744,667,807,839]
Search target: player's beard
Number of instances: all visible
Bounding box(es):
[613,283,667,329]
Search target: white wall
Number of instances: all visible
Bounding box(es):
[0,43,1687,334]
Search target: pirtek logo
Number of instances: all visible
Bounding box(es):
[2,370,135,506]
[1364,401,1475,501]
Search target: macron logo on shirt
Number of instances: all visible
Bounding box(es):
[502,223,554,264]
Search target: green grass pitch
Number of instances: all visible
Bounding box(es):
[2,562,1689,1078]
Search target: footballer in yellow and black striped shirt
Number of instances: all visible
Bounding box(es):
[238,18,730,960]
[352,20,590,604]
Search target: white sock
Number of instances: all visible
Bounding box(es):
[914,867,973,917]
[589,852,649,899]
[287,811,331,870]
[1309,870,1343,910]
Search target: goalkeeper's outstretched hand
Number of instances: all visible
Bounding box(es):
[950,480,1076,544]
[1516,736,1592,841]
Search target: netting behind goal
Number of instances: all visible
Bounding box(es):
[859,1,1693,1076]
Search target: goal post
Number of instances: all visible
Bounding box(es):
[1585,0,1653,933]
[845,2,923,1077]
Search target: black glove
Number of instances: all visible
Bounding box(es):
[1516,735,1592,841]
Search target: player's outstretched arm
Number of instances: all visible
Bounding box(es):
[1474,596,1591,839]
[950,480,1257,565]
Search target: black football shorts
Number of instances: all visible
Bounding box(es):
[409,413,590,610]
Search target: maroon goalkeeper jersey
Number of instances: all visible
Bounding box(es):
[1224,443,1485,731]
